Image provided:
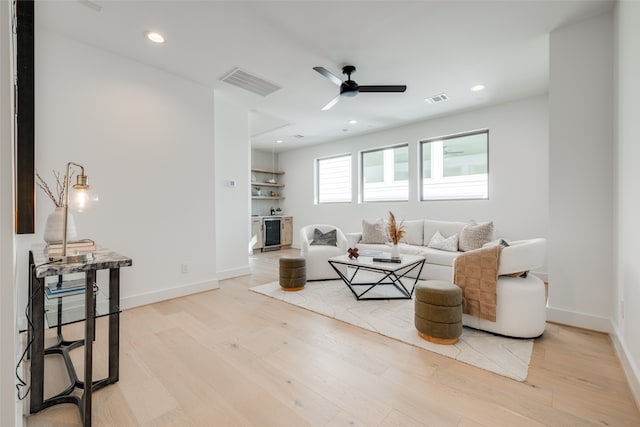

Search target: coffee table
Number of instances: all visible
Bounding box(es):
[327,254,425,300]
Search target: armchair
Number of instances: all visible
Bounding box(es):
[300,224,348,280]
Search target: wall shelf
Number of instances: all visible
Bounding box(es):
[251,167,285,175]
[252,196,285,200]
[252,181,284,188]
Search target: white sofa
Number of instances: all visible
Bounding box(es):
[300,224,349,281]
[348,219,547,338]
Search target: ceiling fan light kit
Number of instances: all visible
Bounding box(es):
[313,65,407,111]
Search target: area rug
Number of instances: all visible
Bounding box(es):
[250,280,533,381]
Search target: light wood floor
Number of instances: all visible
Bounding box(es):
[26,249,640,426]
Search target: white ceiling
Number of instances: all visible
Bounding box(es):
[36,0,613,152]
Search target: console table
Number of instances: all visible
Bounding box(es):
[28,247,132,426]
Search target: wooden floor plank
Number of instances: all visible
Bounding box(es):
[26,248,640,426]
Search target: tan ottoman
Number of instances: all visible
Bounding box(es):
[279,256,306,291]
[415,280,463,345]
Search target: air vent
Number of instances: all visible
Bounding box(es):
[293,134,304,139]
[219,68,281,97]
[425,93,449,104]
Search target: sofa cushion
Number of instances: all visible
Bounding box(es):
[420,247,461,267]
[361,218,388,244]
[400,219,424,246]
[458,220,494,252]
[423,220,467,246]
[427,231,459,252]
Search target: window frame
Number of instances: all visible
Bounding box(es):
[359,143,409,203]
[419,129,489,202]
[315,153,353,204]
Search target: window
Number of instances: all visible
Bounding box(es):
[420,130,488,200]
[316,154,352,203]
[361,144,409,202]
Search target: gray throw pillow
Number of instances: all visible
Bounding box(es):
[310,228,337,246]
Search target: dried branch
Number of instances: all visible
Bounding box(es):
[388,211,406,245]
[36,169,74,208]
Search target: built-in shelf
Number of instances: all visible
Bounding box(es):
[251,168,285,175]
[252,181,284,187]
[252,196,285,200]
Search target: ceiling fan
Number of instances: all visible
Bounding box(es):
[313,65,407,111]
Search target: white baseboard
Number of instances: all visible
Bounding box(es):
[121,279,219,310]
[610,324,640,410]
[216,266,251,281]
[546,305,610,332]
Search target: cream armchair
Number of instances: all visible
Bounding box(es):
[300,224,348,280]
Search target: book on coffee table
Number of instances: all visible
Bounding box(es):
[372,256,401,263]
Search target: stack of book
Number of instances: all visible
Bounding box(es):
[47,239,96,257]
[45,278,97,299]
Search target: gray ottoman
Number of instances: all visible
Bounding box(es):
[279,256,306,291]
[415,280,463,345]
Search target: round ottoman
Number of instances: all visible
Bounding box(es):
[279,256,306,291]
[415,280,462,345]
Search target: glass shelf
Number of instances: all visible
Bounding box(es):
[43,278,120,328]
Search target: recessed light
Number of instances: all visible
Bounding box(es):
[145,31,165,44]
[471,84,485,92]
[276,140,283,144]
[348,119,358,124]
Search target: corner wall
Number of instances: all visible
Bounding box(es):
[548,12,614,332]
[17,28,219,315]
[1,1,18,425]
[613,0,640,407]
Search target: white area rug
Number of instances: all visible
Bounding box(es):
[250,280,534,381]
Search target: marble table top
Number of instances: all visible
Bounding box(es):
[31,246,132,278]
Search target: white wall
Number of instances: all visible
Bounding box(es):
[214,92,251,279]
[613,0,640,407]
[280,95,549,260]
[16,29,219,313]
[0,1,18,425]
[548,12,614,332]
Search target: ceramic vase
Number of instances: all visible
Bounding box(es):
[43,207,78,244]
[391,243,400,258]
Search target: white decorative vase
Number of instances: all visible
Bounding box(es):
[43,207,78,244]
[391,243,400,258]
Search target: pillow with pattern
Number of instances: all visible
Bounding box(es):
[458,220,494,252]
[310,228,337,246]
[427,231,459,252]
[361,218,388,244]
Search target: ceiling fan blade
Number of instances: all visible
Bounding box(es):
[313,66,342,86]
[358,85,407,93]
[321,95,341,111]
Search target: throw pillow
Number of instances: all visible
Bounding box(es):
[361,218,388,244]
[310,228,337,246]
[427,231,459,252]
[458,220,494,252]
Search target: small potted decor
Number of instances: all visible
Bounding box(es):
[36,170,78,243]
[275,207,282,216]
[388,211,405,259]
[254,186,262,196]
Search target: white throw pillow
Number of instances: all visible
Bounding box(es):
[361,218,388,244]
[427,231,459,252]
[459,220,494,252]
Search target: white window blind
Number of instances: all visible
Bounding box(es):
[361,145,408,202]
[316,155,352,203]
[420,130,488,201]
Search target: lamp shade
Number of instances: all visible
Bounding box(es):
[68,185,99,213]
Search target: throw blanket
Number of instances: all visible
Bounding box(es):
[453,245,502,322]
